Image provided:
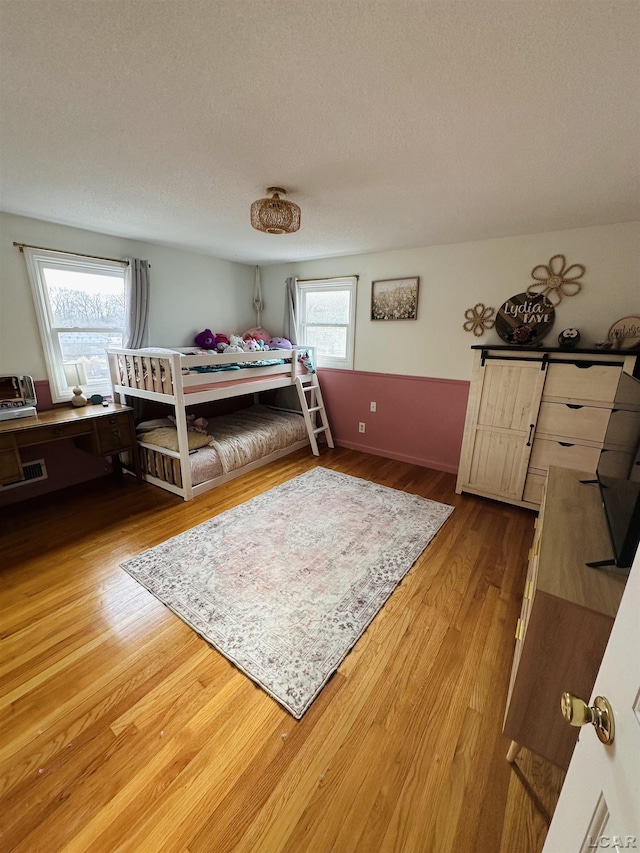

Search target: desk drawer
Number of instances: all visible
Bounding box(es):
[542,363,621,403]
[0,448,22,483]
[535,401,609,443]
[95,414,134,454]
[17,420,90,446]
[529,438,601,474]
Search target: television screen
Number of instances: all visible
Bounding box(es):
[596,370,640,569]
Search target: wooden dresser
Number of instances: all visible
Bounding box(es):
[502,465,627,769]
[0,403,141,486]
[456,346,638,509]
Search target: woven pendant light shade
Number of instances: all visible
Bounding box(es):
[250,187,301,234]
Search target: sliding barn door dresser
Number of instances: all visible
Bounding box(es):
[456,345,638,509]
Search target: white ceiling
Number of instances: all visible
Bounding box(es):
[1,1,638,266]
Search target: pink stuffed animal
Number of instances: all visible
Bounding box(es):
[243,327,271,344]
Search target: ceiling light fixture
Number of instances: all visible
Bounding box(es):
[250,187,301,235]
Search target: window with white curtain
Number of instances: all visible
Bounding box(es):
[23,248,126,402]
[297,277,357,369]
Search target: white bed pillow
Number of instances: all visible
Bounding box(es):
[136,418,174,432]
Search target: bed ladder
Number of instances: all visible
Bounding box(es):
[295,375,334,456]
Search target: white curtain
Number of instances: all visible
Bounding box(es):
[124,258,150,349]
[253,266,264,327]
[283,276,298,344]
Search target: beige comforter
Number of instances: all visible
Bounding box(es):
[207,405,307,473]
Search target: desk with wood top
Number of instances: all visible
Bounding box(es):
[0,403,141,486]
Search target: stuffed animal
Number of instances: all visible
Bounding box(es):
[298,350,316,373]
[558,328,581,349]
[215,333,230,345]
[242,327,271,344]
[194,329,217,349]
[222,343,244,354]
[168,414,209,433]
[268,337,293,350]
[229,334,244,348]
[242,338,259,352]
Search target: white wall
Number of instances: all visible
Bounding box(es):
[0,212,255,378]
[2,214,637,383]
[259,222,640,381]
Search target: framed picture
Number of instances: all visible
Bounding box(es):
[371,277,419,320]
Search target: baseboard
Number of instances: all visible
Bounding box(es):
[334,439,459,475]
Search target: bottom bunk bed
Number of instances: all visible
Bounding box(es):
[136,404,310,499]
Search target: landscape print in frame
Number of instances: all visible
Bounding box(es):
[371,277,419,320]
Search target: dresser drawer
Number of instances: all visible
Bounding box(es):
[535,401,610,443]
[604,408,640,451]
[597,449,636,479]
[543,363,621,403]
[523,470,546,505]
[529,438,601,474]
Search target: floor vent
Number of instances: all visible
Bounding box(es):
[0,459,48,490]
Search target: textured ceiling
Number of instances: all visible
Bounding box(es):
[1,0,638,265]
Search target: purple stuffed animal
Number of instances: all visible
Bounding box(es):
[268,337,293,350]
[194,329,217,349]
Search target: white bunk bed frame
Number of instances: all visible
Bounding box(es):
[107,346,328,501]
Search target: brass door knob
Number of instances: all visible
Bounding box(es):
[561,692,615,745]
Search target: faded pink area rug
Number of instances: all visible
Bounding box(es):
[121,467,453,718]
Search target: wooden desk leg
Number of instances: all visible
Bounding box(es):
[131,443,142,483]
[506,740,522,763]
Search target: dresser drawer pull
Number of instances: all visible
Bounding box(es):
[515,618,525,641]
[53,427,63,436]
[558,441,574,447]
[565,404,583,409]
[108,416,118,424]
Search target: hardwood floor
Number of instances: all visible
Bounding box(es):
[0,448,565,852]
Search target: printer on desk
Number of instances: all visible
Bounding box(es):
[0,375,37,421]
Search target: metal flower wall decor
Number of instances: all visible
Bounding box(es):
[526,254,585,306]
[463,303,496,336]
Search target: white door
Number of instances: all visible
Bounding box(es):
[543,547,640,853]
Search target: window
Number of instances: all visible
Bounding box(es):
[24,248,126,403]
[297,277,357,369]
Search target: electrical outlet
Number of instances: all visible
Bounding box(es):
[358,422,366,433]
[370,401,377,412]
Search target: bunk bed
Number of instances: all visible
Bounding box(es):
[107,346,332,500]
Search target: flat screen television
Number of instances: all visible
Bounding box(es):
[594,370,640,569]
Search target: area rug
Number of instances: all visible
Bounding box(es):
[121,467,454,718]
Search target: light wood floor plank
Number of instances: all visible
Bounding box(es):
[0,448,565,852]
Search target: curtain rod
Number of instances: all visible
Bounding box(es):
[297,275,359,283]
[13,242,130,266]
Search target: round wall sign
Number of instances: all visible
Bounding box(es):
[495,292,555,346]
[608,316,640,350]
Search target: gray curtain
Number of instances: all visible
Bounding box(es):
[124,258,150,349]
[283,276,298,344]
